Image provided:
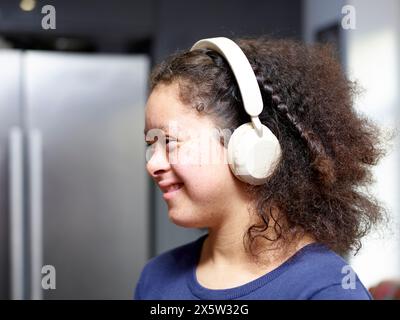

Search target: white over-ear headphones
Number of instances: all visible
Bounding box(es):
[190,37,282,185]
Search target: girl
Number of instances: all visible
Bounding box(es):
[135,36,387,300]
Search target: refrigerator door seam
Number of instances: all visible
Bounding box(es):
[28,129,43,300]
[9,126,25,300]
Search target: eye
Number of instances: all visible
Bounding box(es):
[165,137,178,151]
[145,142,153,150]
[145,137,178,150]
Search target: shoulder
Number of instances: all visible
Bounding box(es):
[283,243,372,300]
[134,234,205,299]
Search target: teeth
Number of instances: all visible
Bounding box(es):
[166,184,182,192]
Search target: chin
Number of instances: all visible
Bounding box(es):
[168,210,205,228]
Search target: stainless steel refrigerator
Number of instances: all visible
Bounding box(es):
[0,49,150,299]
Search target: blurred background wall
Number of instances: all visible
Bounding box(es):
[0,0,399,299]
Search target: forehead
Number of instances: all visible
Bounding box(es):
[144,83,211,135]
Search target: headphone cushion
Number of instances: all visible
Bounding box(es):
[227,122,281,185]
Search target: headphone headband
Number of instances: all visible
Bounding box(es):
[190,37,263,136]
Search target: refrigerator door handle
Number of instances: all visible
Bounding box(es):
[9,127,25,300]
[29,129,43,300]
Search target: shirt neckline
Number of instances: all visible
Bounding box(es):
[186,233,326,300]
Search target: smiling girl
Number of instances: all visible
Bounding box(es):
[135,36,388,300]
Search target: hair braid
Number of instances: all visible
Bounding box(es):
[254,67,336,186]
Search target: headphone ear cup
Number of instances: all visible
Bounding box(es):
[227,123,281,185]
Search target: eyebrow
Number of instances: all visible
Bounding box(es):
[143,125,175,136]
[143,122,183,136]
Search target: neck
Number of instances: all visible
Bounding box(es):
[203,225,249,266]
[199,210,316,271]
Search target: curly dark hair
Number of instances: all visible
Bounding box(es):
[149,36,390,258]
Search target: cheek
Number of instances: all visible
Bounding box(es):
[172,135,228,167]
[173,162,233,199]
[171,135,234,197]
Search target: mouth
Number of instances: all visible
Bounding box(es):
[162,183,184,200]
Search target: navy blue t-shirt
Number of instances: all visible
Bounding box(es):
[134,234,372,300]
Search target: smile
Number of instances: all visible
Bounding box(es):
[162,183,184,200]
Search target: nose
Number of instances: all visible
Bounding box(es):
[145,143,171,179]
